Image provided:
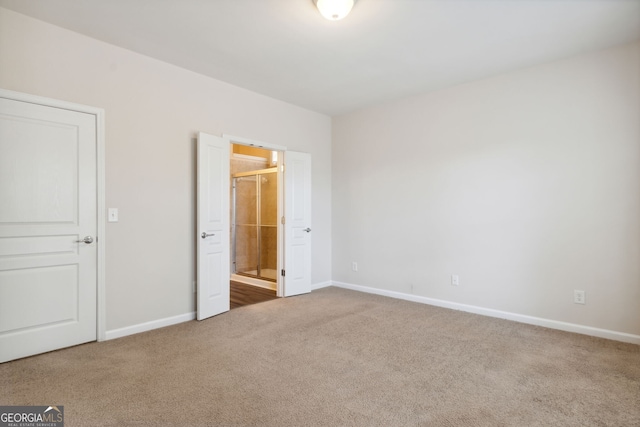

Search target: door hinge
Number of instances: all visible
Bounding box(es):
[280,164,284,172]
[281,216,285,225]
[281,269,285,277]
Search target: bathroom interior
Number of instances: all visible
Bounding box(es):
[230,144,280,292]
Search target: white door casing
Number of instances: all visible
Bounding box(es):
[0,90,105,363]
[196,132,230,320]
[283,151,312,297]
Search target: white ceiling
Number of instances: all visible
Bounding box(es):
[1,0,639,116]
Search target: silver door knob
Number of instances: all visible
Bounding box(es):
[201,232,215,239]
[304,228,311,233]
[75,236,94,244]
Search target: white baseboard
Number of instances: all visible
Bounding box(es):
[105,312,196,341]
[311,280,332,291]
[104,281,328,340]
[331,281,640,345]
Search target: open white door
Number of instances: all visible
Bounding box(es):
[197,132,230,320]
[283,151,312,297]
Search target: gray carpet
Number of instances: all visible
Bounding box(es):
[1,287,639,426]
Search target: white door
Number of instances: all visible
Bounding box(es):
[283,151,312,297]
[0,96,97,363]
[196,132,230,320]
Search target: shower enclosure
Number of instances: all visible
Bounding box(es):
[231,168,278,287]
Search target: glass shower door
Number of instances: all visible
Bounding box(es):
[232,168,278,282]
[259,171,277,281]
[233,175,258,278]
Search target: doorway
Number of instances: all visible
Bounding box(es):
[196,132,312,320]
[230,144,281,293]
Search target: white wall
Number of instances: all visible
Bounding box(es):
[333,41,640,336]
[2,5,638,340]
[0,7,332,331]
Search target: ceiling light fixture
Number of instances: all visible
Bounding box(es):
[314,0,355,21]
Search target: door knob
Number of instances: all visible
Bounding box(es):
[304,228,311,233]
[201,232,215,239]
[75,236,94,244]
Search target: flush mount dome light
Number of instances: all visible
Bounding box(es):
[314,0,355,21]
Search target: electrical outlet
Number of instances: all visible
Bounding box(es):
[351,262,358,272]
[574,290,586,304]
[451,274,459,286]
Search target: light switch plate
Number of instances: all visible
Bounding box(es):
[108,208,119,222]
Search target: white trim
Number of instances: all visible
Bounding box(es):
[0,88,107,342]
[223,133,287,151]
[331,281,640,345]
[96,109,106,341]
[105,312,196,340]
[311,280,332,291]
[276,148,284,297]
[231,152,270,162]
[0,88,103,115]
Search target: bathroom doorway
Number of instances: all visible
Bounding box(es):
[196,132,312,320]
[230,144,281,293]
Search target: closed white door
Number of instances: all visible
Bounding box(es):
[283,151,312,297]
[196,132,230,320]
[0,96,97,363]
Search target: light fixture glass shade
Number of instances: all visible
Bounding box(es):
[315,0,354,21]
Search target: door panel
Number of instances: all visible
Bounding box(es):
[197,132,230,320]
[0,96,97,363]
[205,252,223,298]
[0,115,79,223]
[283,151,311,297]
[0,265,78,331]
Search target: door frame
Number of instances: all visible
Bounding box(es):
[0,88,107,341]
[224,134,286,297]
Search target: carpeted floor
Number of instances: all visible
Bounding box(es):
[1,287,639,426]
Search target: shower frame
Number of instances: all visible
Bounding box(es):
[231,167,278,284]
